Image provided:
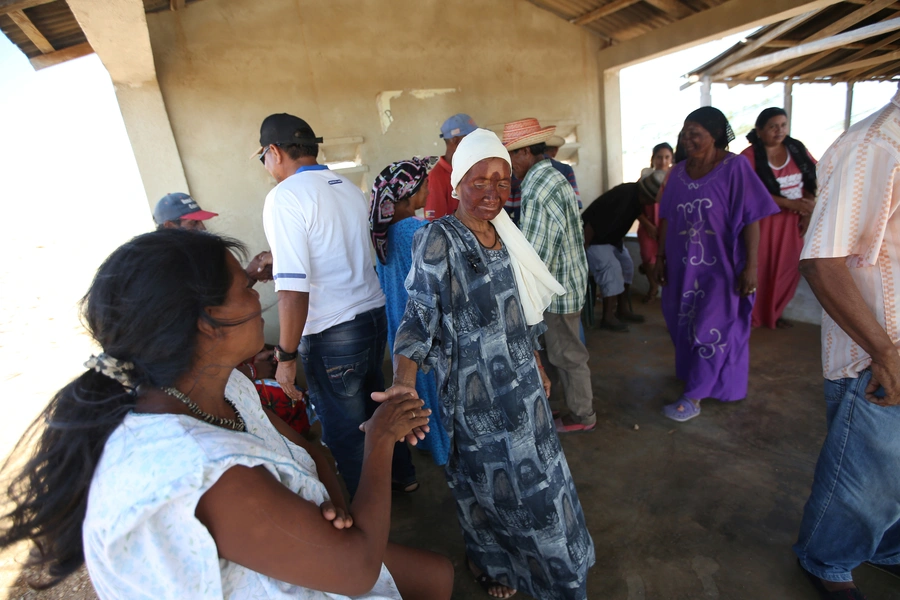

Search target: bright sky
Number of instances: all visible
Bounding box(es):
[0,34,148,461]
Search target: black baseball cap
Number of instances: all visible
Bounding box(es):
[252,113,324,158]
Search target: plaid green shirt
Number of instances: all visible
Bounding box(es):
[519,159,588,314]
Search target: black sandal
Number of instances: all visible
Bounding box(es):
[468,557,516,598]
[390,480,419,493]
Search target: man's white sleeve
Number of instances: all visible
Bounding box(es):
[265,189,311,293]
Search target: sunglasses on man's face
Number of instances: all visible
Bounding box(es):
[259,145,272,165]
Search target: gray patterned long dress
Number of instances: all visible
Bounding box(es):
[395,216,595,600]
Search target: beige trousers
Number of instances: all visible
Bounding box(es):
[542,310,596,425]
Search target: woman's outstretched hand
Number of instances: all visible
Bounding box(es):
[363,388,431,446]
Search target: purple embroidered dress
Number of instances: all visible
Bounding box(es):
[659,154,779,401]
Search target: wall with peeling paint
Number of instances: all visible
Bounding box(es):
[146,0,604,339]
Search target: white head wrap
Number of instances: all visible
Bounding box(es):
[450,129,565,325]
[450,128,511,191]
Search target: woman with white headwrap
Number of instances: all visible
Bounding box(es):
[375,129,595,599]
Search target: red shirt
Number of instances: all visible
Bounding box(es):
[424,157,456,220]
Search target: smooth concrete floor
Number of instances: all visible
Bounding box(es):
[386,304,900,600]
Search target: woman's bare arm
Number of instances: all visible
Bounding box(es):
[195,396,429,596]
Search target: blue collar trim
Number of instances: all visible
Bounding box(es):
[295,164,329,174]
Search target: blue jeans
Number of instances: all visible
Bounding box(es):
[299,306,415,497]
[794,369,900,582]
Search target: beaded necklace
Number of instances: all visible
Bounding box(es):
[162,386,246,432]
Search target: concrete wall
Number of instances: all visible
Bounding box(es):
[144,0,603,338]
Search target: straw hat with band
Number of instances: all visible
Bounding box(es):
[546,134,567,149]
[501,118,556,152]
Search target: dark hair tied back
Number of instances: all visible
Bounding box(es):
[0,229,246,587]
[652,142,674,157]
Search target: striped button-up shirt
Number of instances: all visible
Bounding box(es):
[520,159,588,315]
[801,91,900,380]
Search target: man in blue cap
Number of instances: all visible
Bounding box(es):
[152,192,219,231]
[424,113,477,220]
[152,192,273,282]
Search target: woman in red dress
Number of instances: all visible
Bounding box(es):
[637,142,673,302]
[740,108,817,329]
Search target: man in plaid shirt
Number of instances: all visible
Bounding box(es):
[502,118,595,433]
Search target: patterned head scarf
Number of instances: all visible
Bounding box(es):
[369,157,435,264]
[684,106,735,150]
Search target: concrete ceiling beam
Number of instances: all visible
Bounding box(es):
[66,0,156,85]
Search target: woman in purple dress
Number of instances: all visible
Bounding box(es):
[654,107,779,422]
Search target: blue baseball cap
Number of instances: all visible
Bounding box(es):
[439,113,477,139]
[153,193,218,225]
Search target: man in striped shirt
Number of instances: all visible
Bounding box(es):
[794,91,900,599]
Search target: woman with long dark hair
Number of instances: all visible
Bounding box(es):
[741,107,817,329]
[0,229,453,599]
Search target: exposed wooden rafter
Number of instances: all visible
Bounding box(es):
[29,41,92,70]
[643,0,693,20]
[721,16,900,77]
[0,0,53,15]
[704,8,823,77]
[745,0,900,80]
[8,8,53,53]
[571,0,642,26]
[778,0,896,77]
[842,28,900,61]
[801,48,900,78]
[808,0,899,43]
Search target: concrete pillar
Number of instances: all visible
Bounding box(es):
[66,0,188,206]
[599,68,624,190]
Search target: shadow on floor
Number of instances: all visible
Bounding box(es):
[388,305,900,600]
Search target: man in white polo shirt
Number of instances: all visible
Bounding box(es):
[255,113,416,497]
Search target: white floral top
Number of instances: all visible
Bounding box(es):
[83,370,401,600]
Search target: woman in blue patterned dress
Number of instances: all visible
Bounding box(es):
[369,157,450,467]
[375,129,595,599]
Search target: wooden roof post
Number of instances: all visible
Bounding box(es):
[844,81,854,131]
[700,75,712,106]
[784,80,794,133]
